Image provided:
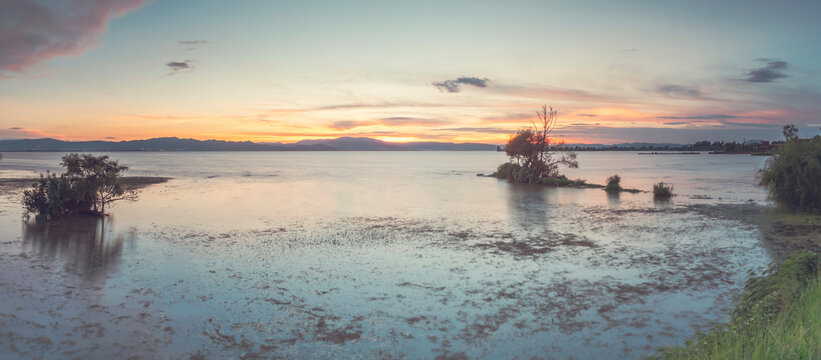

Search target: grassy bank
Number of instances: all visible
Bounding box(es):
[650,250,820,360]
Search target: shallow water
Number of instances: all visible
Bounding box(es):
[0,151,771,359]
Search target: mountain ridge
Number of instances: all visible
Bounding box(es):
[0,136,498,151]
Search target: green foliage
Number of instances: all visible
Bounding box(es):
[22,154,134,220]
[491,162,540,184]
[491,163,600,188]
[758,136,821,213]
[733,251,818,321]
[605,174,622,192]
[653,182,673,198]
[650,251,820,360]
[22,173,80,220]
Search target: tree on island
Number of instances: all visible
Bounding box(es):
[493,105,578,184]
[23,154,137,220]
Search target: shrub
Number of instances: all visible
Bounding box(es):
[22,154,136,220]
[653,182,673,198]
[23,173,78,220]
[605,174,621,192]
[491,162,543,184]
[492,162,520,180]
[758,136,821,213]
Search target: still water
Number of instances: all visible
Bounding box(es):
[0,151,771,359]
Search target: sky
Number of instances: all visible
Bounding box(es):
[1,0,820,145]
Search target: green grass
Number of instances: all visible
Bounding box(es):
[650,251,820,360]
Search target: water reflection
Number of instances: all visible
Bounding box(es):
[606,191,621,207]
[653,197,674,209]
[505,183,555,229]
[22,216,134,280]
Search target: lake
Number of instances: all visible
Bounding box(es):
[0,151,772,359]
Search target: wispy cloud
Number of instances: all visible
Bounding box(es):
[432,76,490,93]
[742,59,788,83]
[0,0,146,75]
[179,39,210,50]
[657,114,743,120]
[2,127,62,139]
[328,117,449,130]
[436,127,513,134]
[656,84,702,98]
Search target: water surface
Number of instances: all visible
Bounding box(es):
[0,151,771,359]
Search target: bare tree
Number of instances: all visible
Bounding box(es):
[502,104,578,182]
[530,104,578,177]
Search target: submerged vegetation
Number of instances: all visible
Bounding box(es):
[651,250,820,360]
[653,182,674,199]
[758,135,821,213]
[23,154,137,220]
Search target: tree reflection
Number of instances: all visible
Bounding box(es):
[22,215,134,280]
[505,183,556,232]
[606,191,621,207]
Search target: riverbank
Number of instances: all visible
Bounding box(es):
[650,251,819,359]
[648,206,821,359]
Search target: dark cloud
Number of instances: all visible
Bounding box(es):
[329,120,366,130]
[8,127,23,130]
[657,115,743,120]
[663,122,688,125]
[656,84,702,97]
[0,0,146,74]
[166,60,194,75]
[104,136,116,139]
[436,127,512,134]
[742,60,788,83]
[554,125,786,144]
[432,77,490,93]
[179,39,210,46]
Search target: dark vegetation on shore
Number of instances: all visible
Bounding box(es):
[652,132,821,359]
[758,135,821,213]
[21,154,166,220]
[650,251,820,360]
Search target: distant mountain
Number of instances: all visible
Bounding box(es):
[0,137,498,152]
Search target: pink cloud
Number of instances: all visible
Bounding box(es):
[1,126,63,139]
[0,0,146,74]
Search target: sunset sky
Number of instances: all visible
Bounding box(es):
[1,0,820,144]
